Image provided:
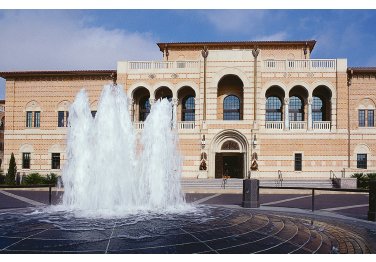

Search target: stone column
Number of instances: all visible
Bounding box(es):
[284,98,289,130]
[172,98,178,129]
[308,97,313,130]
[128,98,135,121]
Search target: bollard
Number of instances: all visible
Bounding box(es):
[49,186,52,205]
[368,180,376,221]
[242,179,260,208]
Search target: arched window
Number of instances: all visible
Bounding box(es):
[266,96,282,121]
[223,95,240,120]
[139,97,150,121]
[182,96,195,121]
[312,96,325,121]
[289,96,304,121]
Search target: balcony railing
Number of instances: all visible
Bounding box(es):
[290,121,306,130]
[262,59,337,72]
[127,61,200,72]
[265,121,283,130]
[313,121,331,130]
[133,121,196,130]
[178,121,195,130]
[133,122,145,130]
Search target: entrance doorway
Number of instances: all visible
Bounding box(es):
[215,153,244,179]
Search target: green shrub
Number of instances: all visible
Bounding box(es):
[366,173,376,180]
[5,153,17,185]
[22,173,45,185]
[351,172,376,189]
[45,173,58,185]
[0,170,5,184]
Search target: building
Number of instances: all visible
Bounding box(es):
[0,40,376,180]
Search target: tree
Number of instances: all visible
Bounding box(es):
[5,153,17,185]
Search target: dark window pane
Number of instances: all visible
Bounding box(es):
[368,110,374,127]
[26,111,32,127]
[51,153,60,169]
[359,110,366,127]
[139,97,150,121]
[266,96,282,121]
[34,111,40,128]
[294,153,302,171]
[22,152,30,169]
[58,111,65,127]
[289,96,304,121]
[312,96,324,121]
[223,95,240,120]
[182,96,195,121]
[357,154,367,169]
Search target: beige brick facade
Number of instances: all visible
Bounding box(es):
[1,40,375,180]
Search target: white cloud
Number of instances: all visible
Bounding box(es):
[204,10,267,33]
[0,10,161,98]
[0,10,161,72]
[255,32,288,41]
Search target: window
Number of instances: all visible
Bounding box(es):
[58,111,69,127]
[22,153,30,169]
[26,111,32,127]
[312,96,324,121]
[294,153,302,171]
[368,110,374,127]
[26,111,41,128]
[51,153,60,169]
[359,110,366,127]
[289,96,304,121]
[139,97,150,121]
[34,111,40,128]
[357,154,367,169]
[182,96,195,121]
[91,111,97,118]
[223,95,240,120]
[266,96,282,121]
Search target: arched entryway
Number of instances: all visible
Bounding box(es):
[209,130,249,179]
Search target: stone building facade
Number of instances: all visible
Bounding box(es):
[1,40,375,180]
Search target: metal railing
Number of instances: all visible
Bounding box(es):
[259,186,369,212]
[0,185,55,205]
[276,170,283,187]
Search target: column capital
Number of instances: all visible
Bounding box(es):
[308,97,313,105]
[172,98,179,106]
[284,97,290,105]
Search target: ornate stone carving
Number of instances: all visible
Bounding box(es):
[221,140,240,150]
[252,48,260,58]
[171,73,178,79]
[284,98,290,105]
[148,74,156,79]
[201,46,209,59]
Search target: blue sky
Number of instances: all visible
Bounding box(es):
[1,9,376,99]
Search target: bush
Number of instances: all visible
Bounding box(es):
[45,173,58,185]
[22,172,58,185]
[351,172,376,189]
[5,153,17,185]
[0,170,5,184]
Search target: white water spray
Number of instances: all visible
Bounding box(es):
[61,84,186,215]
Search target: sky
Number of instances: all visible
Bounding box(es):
[1,9,376,99]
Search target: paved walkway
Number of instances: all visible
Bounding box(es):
[0,189,370,221]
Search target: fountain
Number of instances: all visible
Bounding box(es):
[60,84,186,216]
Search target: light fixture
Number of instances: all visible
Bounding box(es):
[252,134,257,148]
[201,135,206,149]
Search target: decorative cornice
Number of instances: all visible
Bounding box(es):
[0,70,116,79]
[157,40,316,52]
